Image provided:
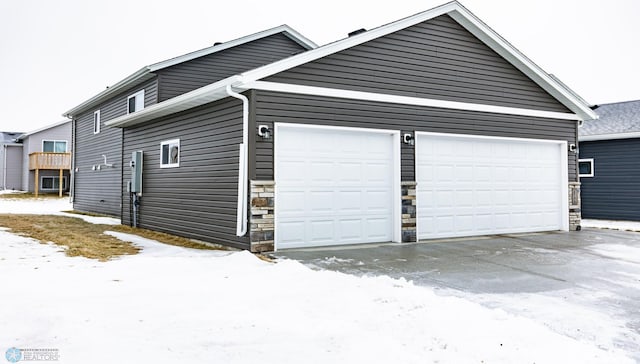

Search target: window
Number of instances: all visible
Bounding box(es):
[42,140,67,153]
[160,139,180,168]
[127,90,145,114]
[94,110,101,134]
[578,158,594,177]
[41,176,67,190]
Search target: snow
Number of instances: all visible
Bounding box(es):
[582,219,640,232]
[0,199,635,363]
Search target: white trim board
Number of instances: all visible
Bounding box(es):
[246,81,580,120]
[579,132,640,142]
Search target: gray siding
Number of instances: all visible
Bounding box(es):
[253,91,577,182]
[73,78,158,217]
[121,98,249,249]
[2,145,23,190]
[20,121,72,191]
[266,15,570,113]
[579,139,640,220]
[156,33,307,102]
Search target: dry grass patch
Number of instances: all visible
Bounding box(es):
[0,214,228,261]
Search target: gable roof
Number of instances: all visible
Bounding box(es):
[63,25,316,118]
[106,1,596,128]
[16,120,71,141]
[579,100,640,141]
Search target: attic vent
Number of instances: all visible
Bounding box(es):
[348,28,366,37]
[213,42,223,46]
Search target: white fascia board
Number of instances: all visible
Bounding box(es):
[62,68,153,118]
[579,132,640,142]
[148,25,316,72]
[105,76,244,128]
[64,25,316,119]
[446,5,597,121]
[16,119,71,141]
[244,81,580,120]
[240,1,596,121]
[241,2,458,82]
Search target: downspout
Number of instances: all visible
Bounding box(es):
[70,119,75,203]
[225,85,249,237]
[2,145,7,190]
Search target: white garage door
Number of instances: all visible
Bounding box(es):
[275,124,399,249]
[416,132,568,240]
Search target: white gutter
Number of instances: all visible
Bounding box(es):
[579,131,640,142]
[225,85,249,237]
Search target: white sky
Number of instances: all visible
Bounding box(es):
[1,0,638,132]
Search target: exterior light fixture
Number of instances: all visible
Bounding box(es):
[403,133,415,146]
[258,125,271,139]
[569,144,577,153]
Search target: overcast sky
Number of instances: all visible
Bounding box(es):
[1,0,638,132]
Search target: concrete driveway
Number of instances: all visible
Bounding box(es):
[277,228,640,361]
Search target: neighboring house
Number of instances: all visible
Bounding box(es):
[64,1,595,252]
[63,25,315,218]
[15,120,72,196]
[578,100,640,221]
[0,131,24,190]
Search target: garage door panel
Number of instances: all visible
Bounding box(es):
[417,133,564,239]
[276,125,396,249]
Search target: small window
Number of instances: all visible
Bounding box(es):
[94,110,101,134]
[127,90,145,114]
[160,139,180,168]
[579,159,594,177]
[41,176,67,190]
[42,140,67,153]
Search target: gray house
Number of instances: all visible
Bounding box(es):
[16,120,72,196]
[1,131,24,190]
[579,100,640,221]
[65,1,595,251]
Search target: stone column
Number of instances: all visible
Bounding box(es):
[401,181,417,242]
[569,181,581,231]
[250,180,275,252]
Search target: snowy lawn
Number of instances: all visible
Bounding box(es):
[0,198,634,363]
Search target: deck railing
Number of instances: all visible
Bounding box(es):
[28,152,71,170]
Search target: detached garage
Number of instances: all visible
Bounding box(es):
[102,2,595,252]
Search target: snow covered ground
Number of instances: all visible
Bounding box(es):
[0,197,635,363]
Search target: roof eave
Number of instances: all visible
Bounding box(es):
[105,76,244,128]
[62,67,152,118]
[579,132,640,142]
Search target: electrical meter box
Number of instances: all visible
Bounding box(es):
[130,151,143,194]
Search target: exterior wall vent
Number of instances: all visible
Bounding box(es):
[348,28,366,37]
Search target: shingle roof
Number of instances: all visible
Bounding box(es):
[579,100,640,141]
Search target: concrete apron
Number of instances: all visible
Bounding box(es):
[276,229,640,361]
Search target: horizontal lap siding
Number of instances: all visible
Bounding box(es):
[122,98,249,249]
[254,91,577,182]
[73,78,158,217]
[157,33,307,101]
[265,15,569,113]
[579,139,640,220]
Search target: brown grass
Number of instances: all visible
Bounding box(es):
[0,214,229,261]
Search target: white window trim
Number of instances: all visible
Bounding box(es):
[93,110,101,134]
[578,158,594,177]
[40,176,67,190]
[42,140,68,153]
[160,139,180,168]
[127,90,145,114]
